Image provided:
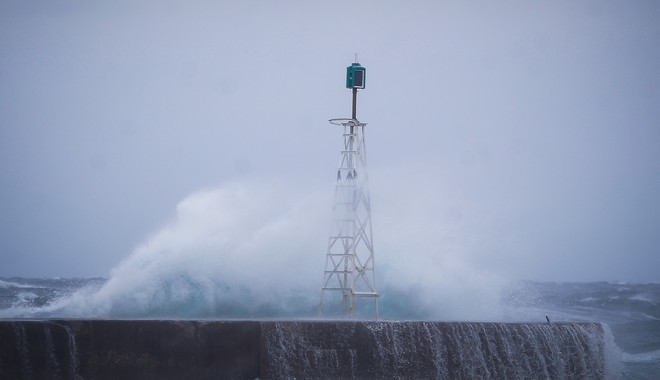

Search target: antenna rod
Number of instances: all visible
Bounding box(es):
[352,88,357,120]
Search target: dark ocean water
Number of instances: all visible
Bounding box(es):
[1,278,658,379]
[501,281,660,379]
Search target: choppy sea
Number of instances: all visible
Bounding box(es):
[1,278,658,379]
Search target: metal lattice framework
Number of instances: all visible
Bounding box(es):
[320,118,379,319]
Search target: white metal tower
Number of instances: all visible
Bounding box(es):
[320,61,379,319]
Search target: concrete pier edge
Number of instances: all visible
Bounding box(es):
[0,320,608,380]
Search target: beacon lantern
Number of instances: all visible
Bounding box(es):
[346,63,366,89]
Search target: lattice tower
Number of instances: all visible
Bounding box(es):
[319,61,379,319]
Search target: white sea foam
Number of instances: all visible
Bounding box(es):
[622,349,660,363]
[0,280,43,289]
[580,297,597,302]
[629,293,655,304]
[17,292,38,300]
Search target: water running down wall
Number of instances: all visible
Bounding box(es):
[0,320,612,380]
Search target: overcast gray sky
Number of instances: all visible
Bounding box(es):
[1,1,659,283]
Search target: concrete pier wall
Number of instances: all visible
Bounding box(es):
[0,320,608,380]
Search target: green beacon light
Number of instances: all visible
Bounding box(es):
[346,62,366,89]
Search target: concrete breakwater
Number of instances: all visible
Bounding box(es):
[0,320,609,379]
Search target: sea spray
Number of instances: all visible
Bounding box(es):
[602,323,623,380]
[1,178,507,321]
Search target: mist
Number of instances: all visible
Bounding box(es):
[1,0,659,286]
